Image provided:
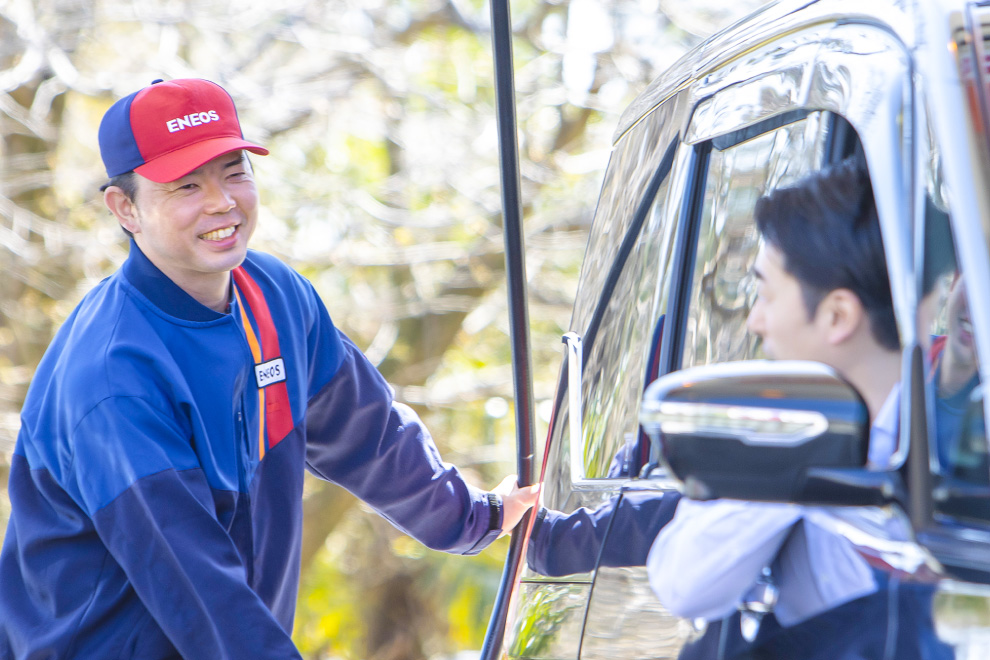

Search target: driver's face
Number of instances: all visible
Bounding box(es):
[747,243,830,363]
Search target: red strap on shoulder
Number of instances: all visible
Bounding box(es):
[233,266,295,450]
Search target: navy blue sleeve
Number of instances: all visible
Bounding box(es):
[527,490,681,577]
[305,336,500,555]
[74,397,302,660]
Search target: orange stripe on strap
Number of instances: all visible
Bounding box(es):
[233,286,267,460]
[232,267,295,450]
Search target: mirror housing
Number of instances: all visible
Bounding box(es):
[640,360,902,506]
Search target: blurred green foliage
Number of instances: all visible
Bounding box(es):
[507,583,588,659]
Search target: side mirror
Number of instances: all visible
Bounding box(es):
[640,360,902,506]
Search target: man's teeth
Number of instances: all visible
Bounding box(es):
[961,319,973,334]
[200,227,236,241]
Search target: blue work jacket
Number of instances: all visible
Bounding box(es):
[0,243,500,659]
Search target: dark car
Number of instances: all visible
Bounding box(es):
[484,0,990,657]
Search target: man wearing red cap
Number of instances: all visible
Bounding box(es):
[0,78,538,660]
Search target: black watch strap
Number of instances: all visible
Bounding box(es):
[487,492,502,533]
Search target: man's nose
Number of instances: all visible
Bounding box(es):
[746,302,764,336]
[203,179,235,213]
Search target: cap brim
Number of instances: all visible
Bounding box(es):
[135,136,269,183]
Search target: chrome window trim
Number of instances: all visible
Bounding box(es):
[641,400,831,447]
[615,0,916,142]
[682,22,915,351]
[569,477,640,493]
[562,332,585,482]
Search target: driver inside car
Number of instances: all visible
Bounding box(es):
[647,159,955,660]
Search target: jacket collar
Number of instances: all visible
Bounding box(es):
[121,239,228,322]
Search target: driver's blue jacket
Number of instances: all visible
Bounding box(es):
[0,243,501,659]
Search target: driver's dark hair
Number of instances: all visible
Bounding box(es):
[754,158,899,351]
[100,171,137,238]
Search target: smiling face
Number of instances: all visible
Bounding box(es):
[106,150,258,310]
[943,275,977,376]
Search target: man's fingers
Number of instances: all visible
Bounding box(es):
[495,478,541,536]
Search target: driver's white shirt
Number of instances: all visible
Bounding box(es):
[646,385,900,626]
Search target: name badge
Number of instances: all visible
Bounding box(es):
[255,358,287,389]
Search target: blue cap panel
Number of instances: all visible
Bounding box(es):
[98,92,145,178]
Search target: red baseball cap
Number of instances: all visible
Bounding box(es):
[98,78,269,183]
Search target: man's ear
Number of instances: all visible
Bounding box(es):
[104,187,140,235]
[818,288,866,346]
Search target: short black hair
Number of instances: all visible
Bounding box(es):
[100,171,137,238]
[755,159,899,351]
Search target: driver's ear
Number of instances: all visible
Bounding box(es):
[817,288,865,346]
[104,187,140,235]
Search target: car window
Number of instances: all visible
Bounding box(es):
[577,163,678,480]
[679,112,833,369]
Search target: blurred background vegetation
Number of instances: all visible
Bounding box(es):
[0,0,765,657]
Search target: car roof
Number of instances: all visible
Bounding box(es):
[614,0,920,141]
